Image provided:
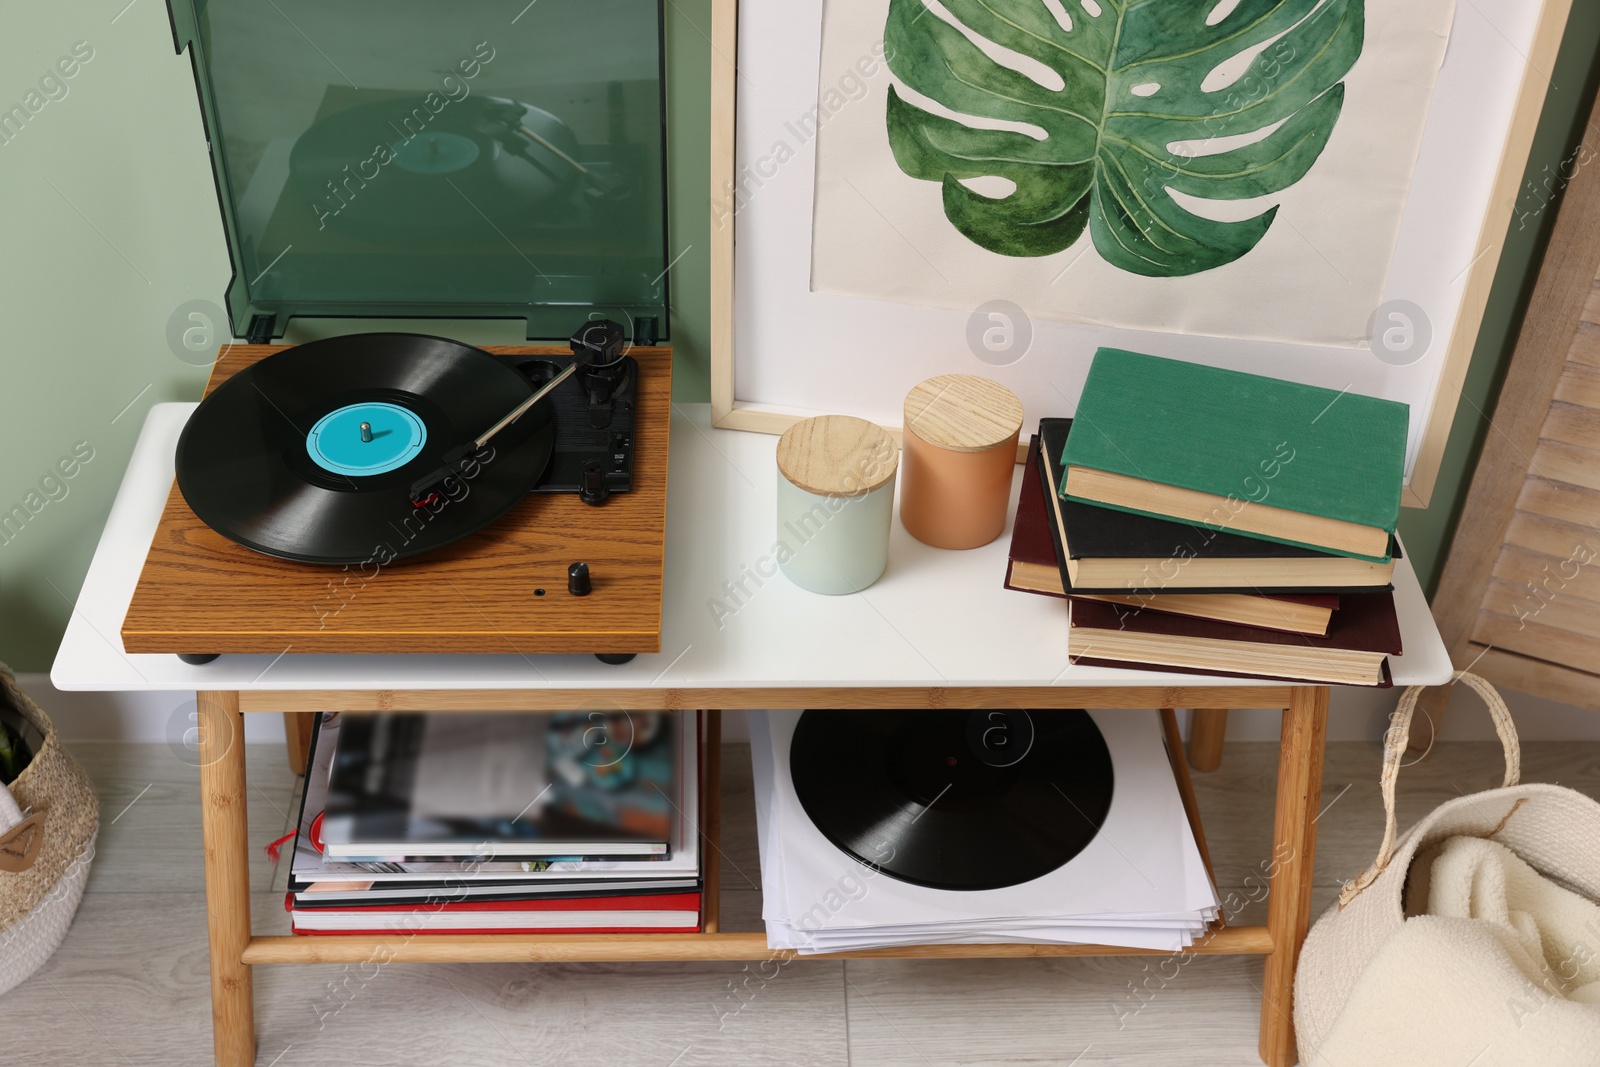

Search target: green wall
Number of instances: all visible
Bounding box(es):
[0,2,1593,672]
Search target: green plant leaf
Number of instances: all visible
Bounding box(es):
[883,0,1364,275]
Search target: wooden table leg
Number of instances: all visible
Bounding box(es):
[1258,686,1328,1067]
[1187,708,1228,771]
[702,710,723,934]
[1160,709,1217,886]
[283,712,315,776]
[198,690,256,1067]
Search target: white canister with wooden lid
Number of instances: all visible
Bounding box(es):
[900,375,1024,549]
[775,415,899,595]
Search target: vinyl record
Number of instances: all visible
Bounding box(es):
[289,95,582,240]
[176,333,554,564]
[789,709,1114,891]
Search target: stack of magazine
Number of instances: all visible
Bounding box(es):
[287,710,702,935]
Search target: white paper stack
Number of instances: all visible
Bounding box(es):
[750,709,1219,954]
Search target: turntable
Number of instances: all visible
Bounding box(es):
[122,1,675,662]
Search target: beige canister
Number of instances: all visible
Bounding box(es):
[775,415,899,595]
[900,375,1024,549]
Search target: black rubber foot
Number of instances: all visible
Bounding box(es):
[178,654,220,665]
[595,653,636,665]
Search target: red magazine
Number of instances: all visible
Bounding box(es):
[289,890,703,935]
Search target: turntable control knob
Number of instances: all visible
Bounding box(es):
[568,562,592,597]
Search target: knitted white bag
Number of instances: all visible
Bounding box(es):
[1295,672,1600,1065]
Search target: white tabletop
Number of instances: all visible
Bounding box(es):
[50,403,1452,693]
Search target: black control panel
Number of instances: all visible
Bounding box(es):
[512,354,636,504]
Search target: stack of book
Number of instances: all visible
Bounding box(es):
[1006,349,1407,686]
[285,710,703,934]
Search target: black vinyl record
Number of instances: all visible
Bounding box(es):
[176,333,553,564]
[289,95,582,241]
[789,709,1114,891]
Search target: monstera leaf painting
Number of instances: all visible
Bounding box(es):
[884,0,1365,277]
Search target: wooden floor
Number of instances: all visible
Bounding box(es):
[11,737,1600,1066]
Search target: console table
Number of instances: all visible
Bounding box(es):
[52,402,1453,1067]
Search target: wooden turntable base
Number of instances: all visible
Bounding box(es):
[120,345,670,656]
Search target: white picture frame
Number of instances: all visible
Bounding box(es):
[708,0,1575,508]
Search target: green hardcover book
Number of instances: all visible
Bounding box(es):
[1061,349,1407,562]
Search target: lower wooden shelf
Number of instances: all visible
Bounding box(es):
[202,690,1328,1067]
[242,925,1272,965]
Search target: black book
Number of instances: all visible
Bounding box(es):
[1037,419,1399,594]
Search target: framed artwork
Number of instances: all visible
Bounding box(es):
[709,0,1575,507]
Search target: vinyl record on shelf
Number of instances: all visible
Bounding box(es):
[788,709,1114,891]
[176,333,554,564]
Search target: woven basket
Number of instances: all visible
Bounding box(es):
[0,664,98,998]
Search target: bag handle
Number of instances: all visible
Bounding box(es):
[1337,671,1519,907]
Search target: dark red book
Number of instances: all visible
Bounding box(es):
[1067,592,1402,687]
[1007,435,1340,636]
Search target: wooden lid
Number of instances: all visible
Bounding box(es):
[776,415,898,497]
[903,375,1024,453]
